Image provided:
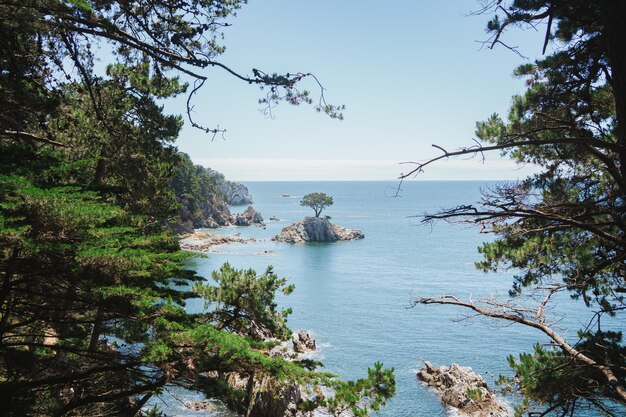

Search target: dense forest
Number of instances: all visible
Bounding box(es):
[170,153,238,233]
[0,1,392,415]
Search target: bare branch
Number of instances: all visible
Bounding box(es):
[1,130,68,147]
[399,137,623,180]
[411,295,626,403]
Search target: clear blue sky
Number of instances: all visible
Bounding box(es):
[165,0,547,181]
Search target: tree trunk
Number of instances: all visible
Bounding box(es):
[602,1,626,174]
[0,248,20,340]
[93,156,106,187]
[88,306,103,352]
[245,372,256,417]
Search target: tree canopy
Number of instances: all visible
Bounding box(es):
[300,192,334,217]
[409,1,626,415]
[0,1,391,416]
[0,0,344,144]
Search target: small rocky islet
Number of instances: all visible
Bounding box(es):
[176,193,515,417]
[272,216,364,243]
[176,193,370,416]
[234,205,264,226]
[417,362,509,417]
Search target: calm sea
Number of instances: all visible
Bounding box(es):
[152,181,621,416]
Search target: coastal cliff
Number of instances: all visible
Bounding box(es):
[206,371,304,417]
[172,195,233,234]
[169,153,264,233]
[203,333,318,417]
[220,181,253,205]
[272,217,364,243]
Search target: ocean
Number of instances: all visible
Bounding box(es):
[152,181,621,416]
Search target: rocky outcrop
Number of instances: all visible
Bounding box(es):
[201,332,327,417]
[417,362,508,417]
[334,224,365,241]
[220,181,253,205]
[272,217,364,243]
[171,195,234,234]
[179,231,255,252]
[235,205,264,226]
[207,371,304,417]
[184,400,216,412]
[293,331,316,353]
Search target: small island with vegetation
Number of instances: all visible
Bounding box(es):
[273,193,364,243]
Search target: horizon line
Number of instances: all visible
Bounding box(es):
[234,178,521,182]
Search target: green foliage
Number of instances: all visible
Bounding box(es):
[317,362,396,416]
[0,1,384,416]
[0,157,197,414]
[466,387,483,402]
[429,2,626,415]
[195,263,294,341]
[497,333,626,416]
[139,405,166,417]
[300,192,334,217]
[170,153,232,229]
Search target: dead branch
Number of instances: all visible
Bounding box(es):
[411,294,626,403]
[399,137,623,181]
[1,130,68,147]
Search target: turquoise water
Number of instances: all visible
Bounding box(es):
[155,181,621,416]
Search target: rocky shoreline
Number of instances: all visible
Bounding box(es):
[179,214,364,253]
[179,230,256,252]
[417,362,509,417]
[193,332,319,417]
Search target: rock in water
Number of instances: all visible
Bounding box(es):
[184,401,216,411]
[234,205,265,226]
[333,224,365,241]
[302,216,336,241]
[179,231,255,252]
[417,362,509,417]
[272,217,364,243]
[293,331,316,353]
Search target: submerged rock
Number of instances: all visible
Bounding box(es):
[272,217,364,243]
[293,331,316,353]
[234,205,265,226]
[417,362,508,417]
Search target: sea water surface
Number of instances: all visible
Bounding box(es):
[153,181,621,416]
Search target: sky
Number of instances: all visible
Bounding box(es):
[165,1,548,181]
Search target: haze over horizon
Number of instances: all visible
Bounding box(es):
[192,157,540,182]
[168,0,548,181]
